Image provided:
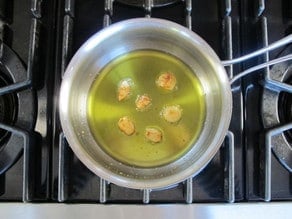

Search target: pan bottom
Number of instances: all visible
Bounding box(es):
[87,49,206,168]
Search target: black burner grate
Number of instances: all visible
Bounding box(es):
[242,0,292,202]
[0,0,56,202]
[0,0,290,204]
[55,0,243,204]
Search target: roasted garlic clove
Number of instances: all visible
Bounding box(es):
[135,94,152,111]
[156,72,177,91]
[145,127,163,143]
[118,116,135,136]
[161,105,182,123]
[117,79,132,101]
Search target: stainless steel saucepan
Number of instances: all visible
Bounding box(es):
[59,18,292,189]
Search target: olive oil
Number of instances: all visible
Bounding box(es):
[87,50,205,167]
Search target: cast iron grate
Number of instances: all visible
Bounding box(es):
[57,0,243,204]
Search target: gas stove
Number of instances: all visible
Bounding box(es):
[0,0,291,217]
[0,0,55,201]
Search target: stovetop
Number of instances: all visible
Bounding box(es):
[0,0,291,204]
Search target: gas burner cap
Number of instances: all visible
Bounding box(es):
[0,43,35,174]
[262,45,292,172]
[116,0,180,7]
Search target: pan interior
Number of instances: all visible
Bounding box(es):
[87,49,206,168]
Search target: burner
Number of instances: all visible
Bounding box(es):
[116,0,180,7]
[262,45,292,172]
[0,73,17,145]
[278,77,292,143]
[0,43,35,174]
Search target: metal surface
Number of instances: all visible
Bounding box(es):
[142,189,150,204]
[185,0,191,29]
[0,203,292,219]
[184,177,192,204]
[59,18,232,190]
[262,47,292,176]
[0,42,35,175]
[0,0,54,201]
[31,0,42,18]
[230,54,292,84]
[261,45,292,201]
[0,0,290,208]
[224,132,234,203]
[241,0,292,202]
[221,34,292,66]
[266,123,292,172]
[55,0,244,203]
[100,178,108,203]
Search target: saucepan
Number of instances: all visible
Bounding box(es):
[59,18,292,189]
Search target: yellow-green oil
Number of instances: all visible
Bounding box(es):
[87,50,205,168]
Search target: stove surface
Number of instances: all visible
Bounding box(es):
[0,0,291,205]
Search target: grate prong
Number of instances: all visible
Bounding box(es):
[185,0,192,30]
[143,189,151,204]
[100,178,108,203]
[224,131,235,203]
[185,177,193,204]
